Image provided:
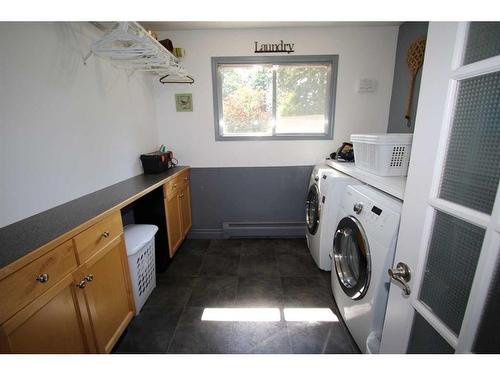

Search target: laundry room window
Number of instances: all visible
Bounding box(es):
[211,55,338,140]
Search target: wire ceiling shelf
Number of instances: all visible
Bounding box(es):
[85,22,194,84]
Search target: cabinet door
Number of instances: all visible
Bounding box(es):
[179,183,192,237]
[0,273,91,353]
[165,193,183,257]
[81,235,134,353]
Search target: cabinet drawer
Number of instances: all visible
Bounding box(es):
[0,240,77,324]
[73,212,123,263]
[177,169,190,189]
[163,177,180,198]
[163,170,190,198]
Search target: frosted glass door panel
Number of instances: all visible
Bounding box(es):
[418,212,485,334]
[463,22,500,65]
[439,71,500,214]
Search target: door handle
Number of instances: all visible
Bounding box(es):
[76,274,94,289]
[36,273,49,283]
[388,262,411,296]
[76,279,87,289]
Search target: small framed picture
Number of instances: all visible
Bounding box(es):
[175,93,193,112]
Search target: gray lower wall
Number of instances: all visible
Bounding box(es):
[188,166,314,238]
[387,22,429,134]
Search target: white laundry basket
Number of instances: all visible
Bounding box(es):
[124,224,158,315]
[351,133,413,176]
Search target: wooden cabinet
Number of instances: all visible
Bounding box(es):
[164,176,180,198]
[73,212,123,263]
[0,240,77,324]
[165,193,183,257]
[164,169,192,257]
[0,212,134,354]
[78,235,134,353]
[0,167,190,353]
[0,272,91,353]
[179,183,192,237]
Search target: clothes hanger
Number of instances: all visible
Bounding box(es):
[159,74,195,84]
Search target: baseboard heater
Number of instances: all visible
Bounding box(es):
[222,221,306,238]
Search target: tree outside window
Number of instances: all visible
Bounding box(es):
[213,55,338,140]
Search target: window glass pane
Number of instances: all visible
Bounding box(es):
[418,211,485,334]
[276,64,329,134]
[439,71,500,214]
[463,22,500,65]
[407,312,454,354]
[219,65,273,136]
[213,56,337,140]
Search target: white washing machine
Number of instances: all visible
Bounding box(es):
[305,166,357,271]
[330,185,402,353]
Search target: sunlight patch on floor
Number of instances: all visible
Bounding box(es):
[200,307,338,322]
[283,308,339,322]
[201,308,281,322]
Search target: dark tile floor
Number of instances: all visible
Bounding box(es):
[114,238,360,354]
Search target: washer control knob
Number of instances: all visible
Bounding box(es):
[353,202,363,214]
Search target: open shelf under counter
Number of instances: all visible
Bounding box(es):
[325,159,407,201]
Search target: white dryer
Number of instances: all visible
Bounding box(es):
[330,185,402,353]
[305,166,357,271]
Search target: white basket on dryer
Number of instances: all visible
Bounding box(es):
[351,133,413,177]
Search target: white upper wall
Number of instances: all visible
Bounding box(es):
[0,23,159,227]
[154,26,399,167]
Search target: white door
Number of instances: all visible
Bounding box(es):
[380,22,500,353]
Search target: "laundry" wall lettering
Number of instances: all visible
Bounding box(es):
[254,40,295,54]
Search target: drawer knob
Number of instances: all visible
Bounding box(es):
[85,274,94,282]
[184,177,189,181]
[102,231,110,238]
[173,184,177,188]
[179,193,184,198]
[76,280,87,289]
[36,273,49,283]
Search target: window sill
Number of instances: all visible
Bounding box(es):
[215,134,333,141]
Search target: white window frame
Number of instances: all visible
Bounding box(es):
[211,55,338,141]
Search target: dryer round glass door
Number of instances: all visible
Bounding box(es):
[333,216,371,300]
[306,184,320,235]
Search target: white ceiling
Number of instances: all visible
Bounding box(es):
[140,21,402,32]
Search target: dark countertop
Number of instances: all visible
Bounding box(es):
[0,167,187,270]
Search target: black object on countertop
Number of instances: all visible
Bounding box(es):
[0,167,186,269]
[330,142,355,162]
[140,151,175,174]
